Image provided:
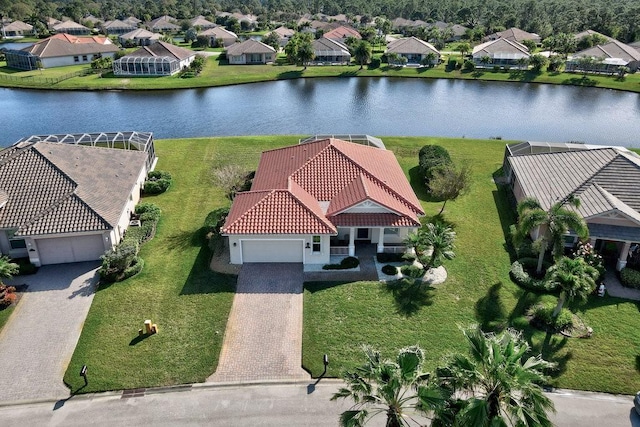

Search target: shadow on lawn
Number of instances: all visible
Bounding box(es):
[385,279,435,317]
[304,281,353,293]
[492,169,518,261]
[475,282,508,331]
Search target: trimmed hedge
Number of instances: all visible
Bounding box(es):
[510,259,556,293]
[400,264,424,278]
[529,302,573,331]
[143,170,172,195]
[418,145,452,185]
[323,256,360,270]
[382,264,398,275]
[620,267,640,289]
[377,252,414,263]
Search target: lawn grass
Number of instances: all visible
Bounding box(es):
[0,306,15,332]
[303,136,640,395]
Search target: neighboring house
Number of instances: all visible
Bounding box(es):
[200,26,237,47]
[113,41,196,76]
[148,15,180,33]
[505,141,640,271]
[5,33,119,70]
[324,25,361,42]
[2,20,34,37]
[119,28,161,46]
[124,16,142,27]
[222,137,424,265]
[102,19,137,35]
[83,15,103,26]
[311,37,351,65]
[0,132,153,266]
[484,27,541,44]
[472,38,530,69]
[386,37,440,66]
[428,21,469,41]
[190,15,216,30]
[265,26,295,46]
[392,18,427,33]
[52,20,91,35]
[565,40,640,73]
[226,39,275,64]
[630,40,640,53]
[573,29,616,43]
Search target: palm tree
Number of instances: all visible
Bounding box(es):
[546,256,598,318]
[0,256,19,285]
[435,326,555,427]
[421,222,455,268]
[353,40,373,70]
[331,345,444,427]
[516,196,589,274]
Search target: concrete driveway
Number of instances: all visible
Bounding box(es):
[0,262,99,403]
[210,263,309,382]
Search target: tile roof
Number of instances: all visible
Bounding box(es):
[103,19,136,30]
[23,34,118,58]
[53,20,89,31]
[0,142,147,236]
[386,37,439,55]
[572,40,640,62]
[324,26,361,40]
[226,39,275,55]
[472,38,529,58]
[487,27,541,43]
[190,16,216,28]
[200,26,237,39]
[4,20,33,32]
[120,28,161,41]
[223,138,424,235]
[312,37,350,55]
[125,41,195,61]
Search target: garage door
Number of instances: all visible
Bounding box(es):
[36,235,106,265]
[241,240,303,263]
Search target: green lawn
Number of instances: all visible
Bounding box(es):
[0,306,15,332]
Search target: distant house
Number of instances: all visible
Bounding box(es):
[311,37,351,65]
[52,20,91,35]
[82,15,102,26]
[0,132,152,266]
[324,25,361,42]
[484,27,541,44]
[386,37,440,66]
[118,28,161,47]
[113,41,196,76]
[190,15,216,30]
[265,26,295,46]
[148,15,180,33]
[5,33,118,70]
[392,18,427,33]
[200,26,238,47]
[123,16,142,27]
[505,141,640,271]
[566,40,640,73]
[472,38,530,69]
[573,29,616,43]
[226,39,275,65]
[428,21,469,42]
[222,137,424,265]
[102,19,137,35]
[2,20,33,38]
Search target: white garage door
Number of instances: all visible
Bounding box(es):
[36,235,106,265]
[241,240,303,263]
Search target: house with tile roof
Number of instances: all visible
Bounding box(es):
[222,138,424,264]
[101,19,137,35]
[200,26,237,47]
[324,25,361,42]
[311,37,351,64]
[118,28,161,47]
[472,38,530,69]
[386,37,440,66]
[113,41,196,76]
[484,27,541,44]
[226,39,276,64]
[565,40,640,73]
[2,20,34,38]
[190,15,216,30]
[52,20,91,35]
[265,26,296,46]
[148,15,180,33]
[0,137,150,266]
[505,142,640,271]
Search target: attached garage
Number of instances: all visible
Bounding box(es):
[241,240,303,263]
[36,235,106,265]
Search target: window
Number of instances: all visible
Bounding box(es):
[384,228,399,235]
[74,56,79,62]
[82,55,88,61]
[563,235,576,246]
[312,235,321,253]
[9,239,26,249]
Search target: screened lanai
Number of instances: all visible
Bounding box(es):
[4,49,39,70]
[113,56,180,76]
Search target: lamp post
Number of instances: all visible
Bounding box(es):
[321,354,329,377]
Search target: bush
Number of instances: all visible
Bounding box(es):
[99,240,140,282]
[12,258,37,276]
[377,252,407,263]
[400,264,424,278]
[463,59,475,71]
[136,202,161,222]
[323,256,360,270]
[382,264,398,275]
[620,267,640,289]
[447,58,457,69]
[369,57,381,69]
[204,207,230,235]
[122,257,144,280]
[418,145,452,185]
[143,170,172,195]
[529,302,573,331]
[510,260,556,293]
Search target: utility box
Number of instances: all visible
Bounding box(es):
[144,320,153,334]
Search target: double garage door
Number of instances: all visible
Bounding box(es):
[241,240,303,263]
[36,235,106,265]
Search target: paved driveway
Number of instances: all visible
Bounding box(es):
[209,263,309,382]
[0,262,99,403]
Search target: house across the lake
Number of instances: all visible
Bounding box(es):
[113,41,196,76]
[222,136,424,264]
[472,38,530,69]
[226,39,276,64]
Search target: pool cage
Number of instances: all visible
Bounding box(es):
[299,134,386,149]
[4,49,39,71]
[113,56,180,76]
[14,131,156,170]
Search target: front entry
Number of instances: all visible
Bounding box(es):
[357,228,370,240]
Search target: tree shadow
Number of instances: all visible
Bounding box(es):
[304,281,353,293]
[562,76,598,87]
[179,235,236,295]
[492,171,518,261]
[509,70,539,82]
[385,278,435,317]
[475,282,508,332]
[165,227,208,251]
[408,166,437,202]
[277,70,304,79]
[339,71,359,77]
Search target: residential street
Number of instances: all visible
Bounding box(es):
[0,381,637,427]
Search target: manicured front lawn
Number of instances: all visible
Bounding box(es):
[0,306,15,332]
[303,137,640,395]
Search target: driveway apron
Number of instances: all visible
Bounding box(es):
[0,262,99,403]
[210,263,309,382]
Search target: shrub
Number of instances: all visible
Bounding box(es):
[400,264,424,278]
[377,253,406,263]
[122,257,144,280]
[136,203,161,222]
[382,264,398,275]
[204,207,230,235]
[12,258,37,276]
[143,170,172,195]
[510,260,556,292]
[620,267,640,289]
[529,302,573,331]
[323,256,360,270]
[447,58,457,69]
[463,59,475,71]
[99,240,139,283]
[418,145,452,186]
[369,57,381,69]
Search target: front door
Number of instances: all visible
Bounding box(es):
[357,228,369,239]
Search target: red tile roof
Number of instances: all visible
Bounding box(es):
[324,26,361,40]
[223,138,424,235]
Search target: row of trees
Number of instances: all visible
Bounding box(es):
[282,32,374,69]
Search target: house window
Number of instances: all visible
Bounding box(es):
[74,56,79,62]
[384,228,400,235]
[9,239,26,249]
[564,235,576,246]
[312,235,321,253]
[82,55,88,61]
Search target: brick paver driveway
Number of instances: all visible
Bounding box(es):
[210,263,309,382]
[0,262,99,403]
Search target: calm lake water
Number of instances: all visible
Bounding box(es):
[1,77,639,147]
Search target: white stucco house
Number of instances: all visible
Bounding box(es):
[0,132,155,266]
[222,136,424,264]
[226,39,276,64]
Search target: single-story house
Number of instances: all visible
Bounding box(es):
[190,15,216,30]
[386,37,440,66]
[428,21,469,41]
[82,15,103,26]
[573,29,616,43]
[200,26,237,47]
[5,33,119,70]
[0,132,154,266]
[124,16,142,27]
[265,26,296,46]
[222,137,424,264]
[565,40,640,73]
[324,25,361,42]
[226,39,275,65]
[148,15,180,33]
[113,41,196,76]
[311,37,351,65]
[392,18,428,33]
[119,28,161,46]
[472,38,530,69]
[484,27,541,44]
[102,19,137,35]
[505,141,640,271]
[52,20,91,35]
[2,20,34,37]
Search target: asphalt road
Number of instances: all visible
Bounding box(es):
[0,381,638,427]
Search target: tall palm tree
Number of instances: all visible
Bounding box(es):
[516,196,589,274]
[435,326,555,427]
[353,40,373,70]
[331,345,444,427]
[546,256,598,318]
[421,222,455,268]
[0,256,19,285]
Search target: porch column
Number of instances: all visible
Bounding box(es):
[348,227,355,256]
[617,241,632,271]
[377,227,385,253]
